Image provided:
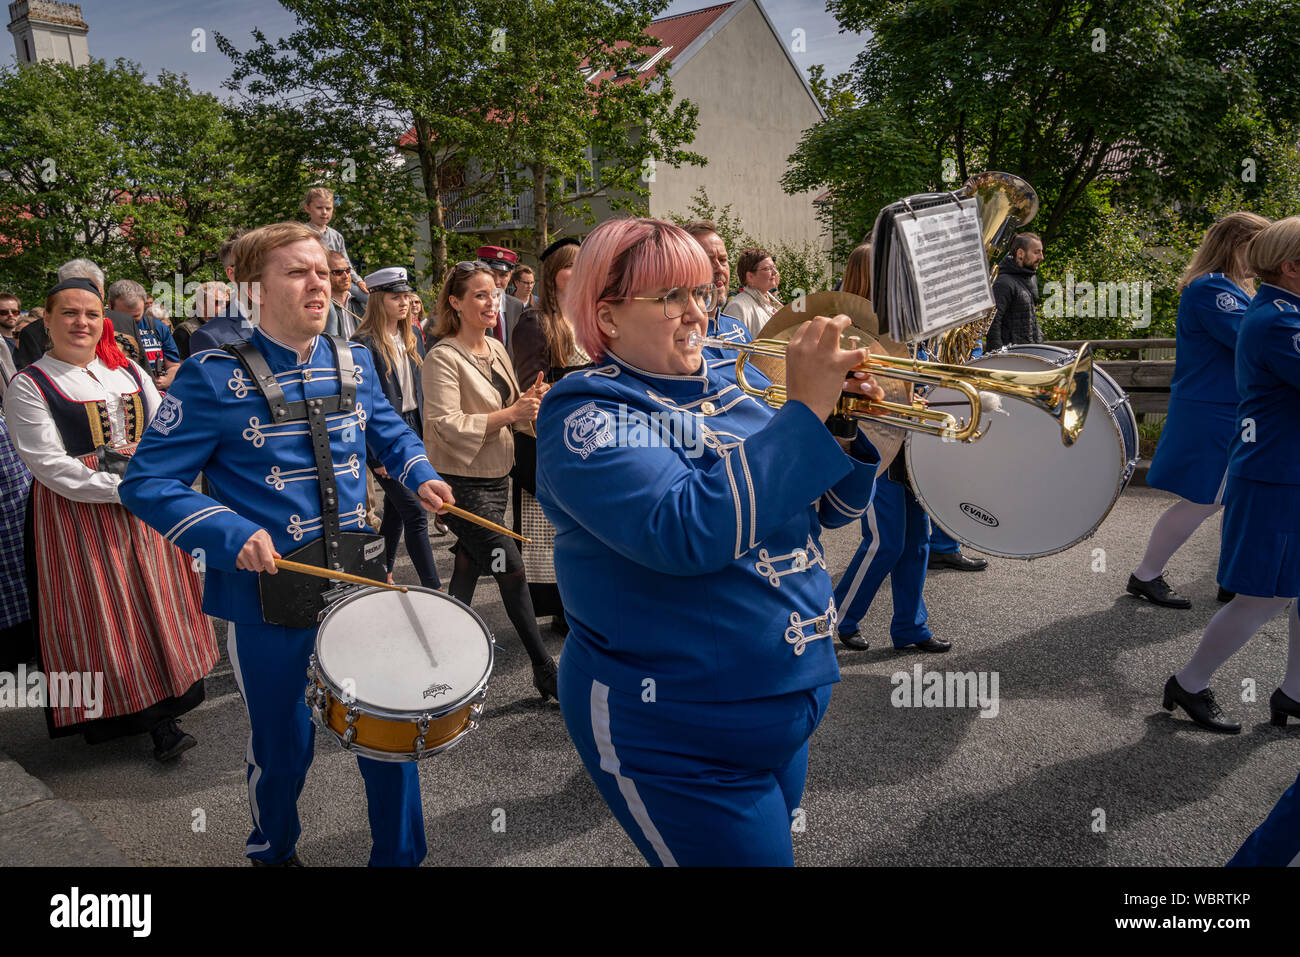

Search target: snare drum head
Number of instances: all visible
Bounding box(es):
[905,350,1128,558]
[315,588,493,715]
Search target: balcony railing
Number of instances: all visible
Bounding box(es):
[443,186,535,232]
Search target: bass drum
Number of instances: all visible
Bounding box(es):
[905,344,1139,558]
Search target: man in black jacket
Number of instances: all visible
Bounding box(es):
[984,233,1044,353]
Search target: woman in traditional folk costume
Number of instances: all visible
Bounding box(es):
[4,278,218,761]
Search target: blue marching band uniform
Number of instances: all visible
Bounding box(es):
[536,352,879,865]
[1146,273,1251,505]
[120,328,442,866]
[1219,284,1300,866]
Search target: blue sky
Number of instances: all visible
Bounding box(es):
[33,0,865,98]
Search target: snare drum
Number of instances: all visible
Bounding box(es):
[905,344,1139,558]
[306,586,494,762]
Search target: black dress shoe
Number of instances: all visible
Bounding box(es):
[898,637,951,653]
[1269,688,1300,727]
[532,658,559,703]
[928,550,988,571]
[1217,586,1236,603]
[150,718,197,762]
[252,851,305,867]
[1162,675,1240,733]
[1127,574,1192,609]
[838,629,869,651]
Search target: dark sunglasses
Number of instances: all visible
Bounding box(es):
[0,308,18,315]
[455,260,493,272]
[329,268,350,276]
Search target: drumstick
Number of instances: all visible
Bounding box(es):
[274,558,409,593]
[439,503,532,545]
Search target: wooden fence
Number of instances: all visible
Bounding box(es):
[1048,338,1175,417]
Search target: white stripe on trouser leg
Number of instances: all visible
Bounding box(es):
[226,624,271,855]
[1214,466,1229,506]
[589,680,678,867]
[837,501,882,615]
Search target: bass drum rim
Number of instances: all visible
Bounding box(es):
[904,346,1137,559]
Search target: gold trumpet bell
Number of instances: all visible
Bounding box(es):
[729,292,1093,449]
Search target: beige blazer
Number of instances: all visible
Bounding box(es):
[422,334,532,478]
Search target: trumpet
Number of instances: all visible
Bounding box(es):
[690,330,1094,447]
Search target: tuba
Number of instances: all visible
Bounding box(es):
[932,171,1039,365]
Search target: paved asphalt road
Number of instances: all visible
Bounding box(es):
[2,485,1297,866]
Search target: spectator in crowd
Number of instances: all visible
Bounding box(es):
[1,292,21,357]
[326,250,366,339]
[106,279,180,390]
[510,237,586,635]
[0,293,29,667]
[682,221,751,358]
[477,244,527,349]
[14,307,40,336]
[984,233,1045,352]
[509,265,537,307]
[351,267,441,591]
[722,247,783,337]
[422,259,558,701]
[4,277,218,760]
[173,281,230,360]
[187,230,253,353]
[15,259,104,369]
[0,403,31,670]
[302,186,368,292]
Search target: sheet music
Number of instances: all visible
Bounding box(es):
[894,200,993,339]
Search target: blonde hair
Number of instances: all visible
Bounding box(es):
[434,262,496,339]
[356,288,422,375]
[1246,216,1300,286]
[1179,212,1272,291]
[841,243,872,300]
[302,186,334,207]
[232,222,325,286]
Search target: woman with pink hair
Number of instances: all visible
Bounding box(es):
[535,218,886,865]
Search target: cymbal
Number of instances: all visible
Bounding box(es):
[751,292,907,474]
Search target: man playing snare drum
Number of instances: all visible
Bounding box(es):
[121,222,453,867]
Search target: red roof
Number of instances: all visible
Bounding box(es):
[399,2,735,149]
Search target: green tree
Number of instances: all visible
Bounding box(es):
[787,0,1300,261]
[472,0,705,254]
[228,100,423,275]
[0,59,246,302]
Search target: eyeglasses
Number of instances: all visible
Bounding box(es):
[0,308,18,315]
[627,284,717,319]
[455,260,492,272]
[329,269,350,276]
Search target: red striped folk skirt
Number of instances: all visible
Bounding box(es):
[31,453,218,730]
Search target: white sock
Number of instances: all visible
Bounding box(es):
[1177,595,1291,692]
[1134,499,1221,582]
[1281,602,1300,702]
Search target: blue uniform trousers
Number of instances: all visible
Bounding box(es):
[1228,768,1300,867]
[227,622,426,866]
[559,653,831,866]
[929,524,960,554]
[833,473,932,647]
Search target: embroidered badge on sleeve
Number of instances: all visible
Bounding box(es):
[1216,292,1240,312]
[563,401,614,459]
[151,393,184,435]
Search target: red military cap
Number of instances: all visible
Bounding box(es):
[476,245,519,272]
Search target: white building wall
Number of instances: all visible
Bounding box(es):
[647,1,825,251]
